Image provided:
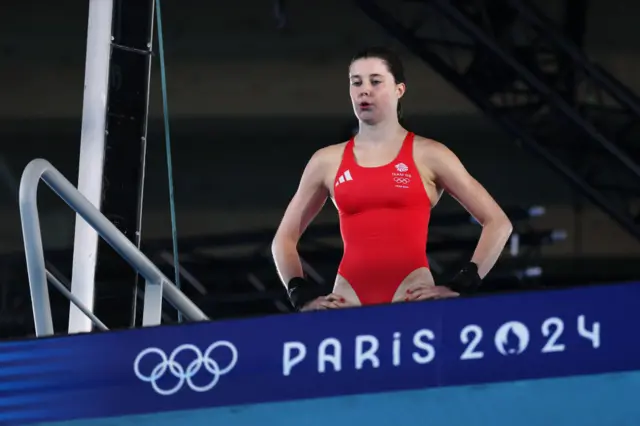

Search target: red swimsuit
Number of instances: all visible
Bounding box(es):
[333,132,431,305]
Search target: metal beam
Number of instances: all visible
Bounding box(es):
[355,0,640,241]
[93,0,156,329]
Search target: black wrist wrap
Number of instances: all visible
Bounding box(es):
[446,262,482,294]
[287,277,327,310]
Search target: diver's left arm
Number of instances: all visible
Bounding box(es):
[424,141,513,279]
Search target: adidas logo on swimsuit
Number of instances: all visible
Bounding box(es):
[335,170,354,187]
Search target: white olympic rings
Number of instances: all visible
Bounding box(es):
[394,177,410,185]
[133,341,238,396]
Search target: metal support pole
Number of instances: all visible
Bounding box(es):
[69,0,114,334]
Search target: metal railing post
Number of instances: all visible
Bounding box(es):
[142,280,164,326]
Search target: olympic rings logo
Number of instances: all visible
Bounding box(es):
[394,177,410,185]
[133,341,238,396]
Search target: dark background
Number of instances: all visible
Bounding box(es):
[1,0,639,337]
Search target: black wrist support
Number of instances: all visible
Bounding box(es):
[286,277,327,310]
[446,262,482,294]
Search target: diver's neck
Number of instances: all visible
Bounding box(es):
[356,120,405,144]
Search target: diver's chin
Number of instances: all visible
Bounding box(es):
[357,111,380,126]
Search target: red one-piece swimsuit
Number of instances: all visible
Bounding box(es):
[333,131,432,305]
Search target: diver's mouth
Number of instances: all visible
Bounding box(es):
[359,102,373,110]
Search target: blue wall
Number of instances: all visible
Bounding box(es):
[47,370,640,426]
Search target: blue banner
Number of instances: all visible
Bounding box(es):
[2,281,639,425]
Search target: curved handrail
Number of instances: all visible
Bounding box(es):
[19,159,208,336]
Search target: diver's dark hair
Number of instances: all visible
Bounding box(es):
[351,46,406,119]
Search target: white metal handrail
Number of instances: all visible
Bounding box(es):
[19,159,208,337]
[45,269,109,331]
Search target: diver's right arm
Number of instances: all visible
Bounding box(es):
[272,149,347,311]
[272,149,329,283]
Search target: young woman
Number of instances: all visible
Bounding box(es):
[272,47,512,311]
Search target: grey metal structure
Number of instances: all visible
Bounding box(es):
[356,0,640,241]
[18,159,208,337]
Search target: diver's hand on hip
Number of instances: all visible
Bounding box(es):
[300,293,354,311]
[403,284,459,301]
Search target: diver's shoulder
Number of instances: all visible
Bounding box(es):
[312,141,349,163]
[412,134,452,155]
